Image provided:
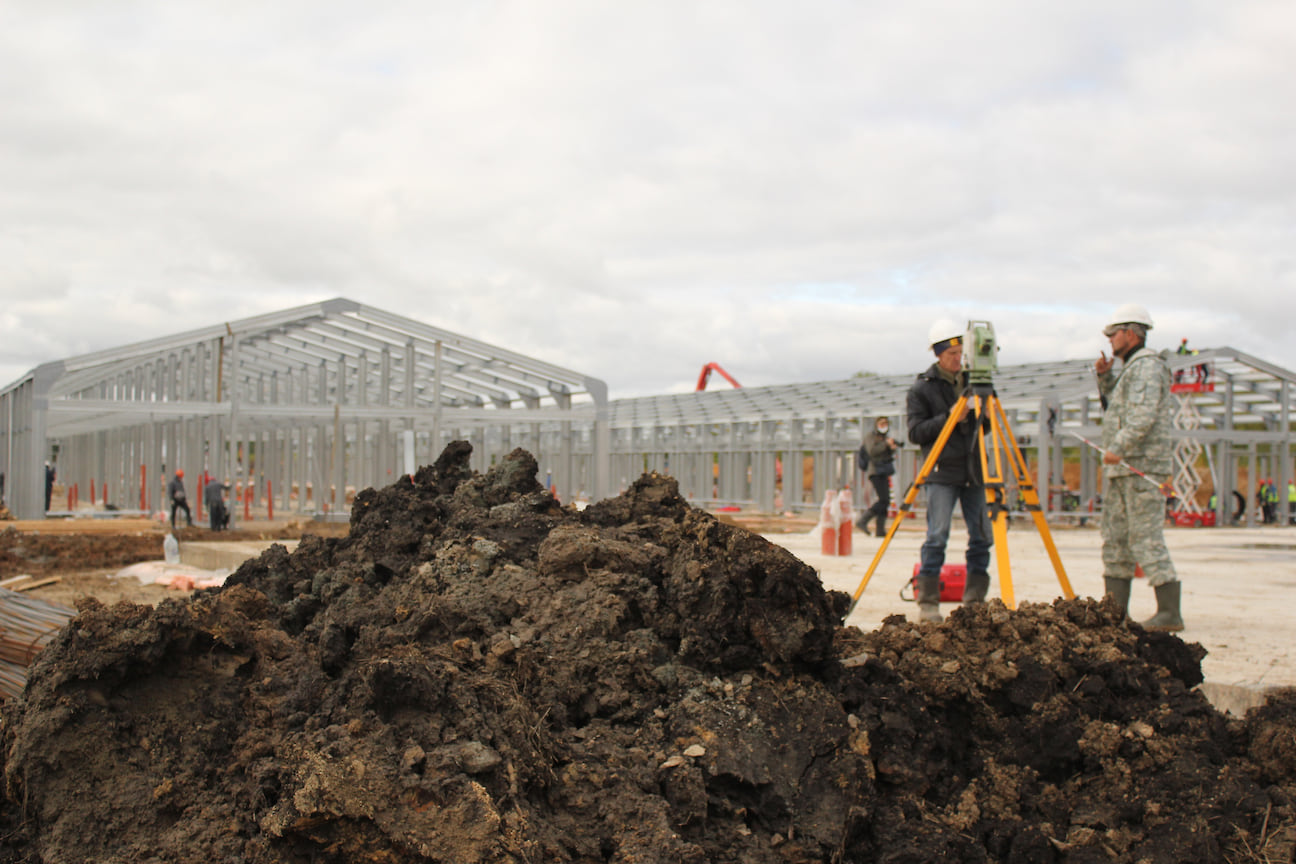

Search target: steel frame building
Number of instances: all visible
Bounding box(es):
[1,299,610,521]
[600,347,1296,527]
[3,296,1293,530]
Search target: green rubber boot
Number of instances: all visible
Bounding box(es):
[1103,577,1131,618]
[1141,581,1185,632]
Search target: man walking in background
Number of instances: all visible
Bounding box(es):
[167,469,193,530]
[857,416,898,537]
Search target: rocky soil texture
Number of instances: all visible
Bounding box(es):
[1,442,1293,863]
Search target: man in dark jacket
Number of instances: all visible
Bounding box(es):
[204,478,231,531]
[906,319,993,623]
[857,416,898,537]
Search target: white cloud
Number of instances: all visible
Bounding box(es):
[1,0,1293,397]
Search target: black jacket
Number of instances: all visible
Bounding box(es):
[906,363,983,487]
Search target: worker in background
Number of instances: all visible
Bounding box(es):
[1094,304,1183,632]
[167,469,193,530]
[205,477,231,531]
[906,319,994,624]
[856,416,898,537]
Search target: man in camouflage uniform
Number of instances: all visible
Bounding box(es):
[1094,304,1183,631]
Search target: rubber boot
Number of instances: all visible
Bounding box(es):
[1141,581,1184,632]
[874,516,887,538]
[916,574,943,623]
[961,570,990,605]
[1103,577,1131,618]
[917,603,943,623]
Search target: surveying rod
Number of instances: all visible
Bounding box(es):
[1062,431,1175,496]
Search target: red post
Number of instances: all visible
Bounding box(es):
[244,484,251,521]
[818,491,838,556]
[90,479,96,505]
[267,480,273,520]
[837,488,854,556]
[140,465,147,511]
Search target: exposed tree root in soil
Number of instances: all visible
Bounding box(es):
[1,442,1293,862]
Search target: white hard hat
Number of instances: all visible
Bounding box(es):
[928,318,965,348]
[1103,303,1154,336]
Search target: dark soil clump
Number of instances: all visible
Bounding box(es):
[2,444,1294,862]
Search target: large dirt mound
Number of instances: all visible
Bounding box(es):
[1,444,1293,863]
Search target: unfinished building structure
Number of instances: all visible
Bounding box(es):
[3,296,1293,529]
[1,299,609,521]
[602,347,1296,527]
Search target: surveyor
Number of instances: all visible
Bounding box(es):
[1094,304,1183,631]
[906,319,994,624]
[167,469,193,530]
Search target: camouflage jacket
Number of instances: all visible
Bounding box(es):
[1097,346,1173,478]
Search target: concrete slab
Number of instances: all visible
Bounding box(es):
[179,539,298,572]
[764,522,1296,714]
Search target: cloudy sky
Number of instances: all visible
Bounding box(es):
[2,1,1293,399]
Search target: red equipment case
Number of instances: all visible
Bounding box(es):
[903,564,967,602]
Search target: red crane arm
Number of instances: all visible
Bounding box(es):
[696,363,741,391]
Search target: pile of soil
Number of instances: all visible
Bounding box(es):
[1,443,1293,863]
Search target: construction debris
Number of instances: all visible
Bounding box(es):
[0,588,75,700]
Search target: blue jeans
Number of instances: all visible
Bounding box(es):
[917,483,992,603]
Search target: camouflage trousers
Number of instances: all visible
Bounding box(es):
[1101,474,1178,586]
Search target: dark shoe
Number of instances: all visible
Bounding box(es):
[1142,582,1184,632]
[1103,577,1132,618]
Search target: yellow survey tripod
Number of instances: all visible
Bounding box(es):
[847,335,1075,614]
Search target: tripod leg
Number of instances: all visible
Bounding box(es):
[848,395,970,613]
[991,504,1014,608]
[990,395,1075,600]
[977,396,1016,607]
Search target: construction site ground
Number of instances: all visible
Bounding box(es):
[748,514,1296,715]
[3,508,1291,715]
[1,453,1294,862]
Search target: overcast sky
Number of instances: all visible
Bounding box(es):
[2,1,1293,399]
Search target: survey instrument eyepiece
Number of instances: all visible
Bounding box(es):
[963,320,998,384]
